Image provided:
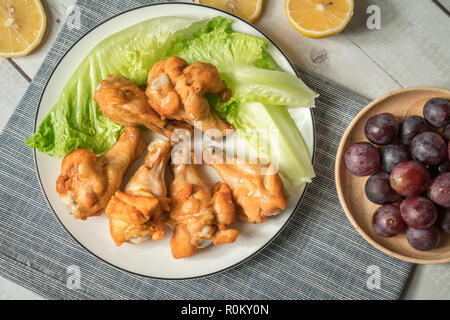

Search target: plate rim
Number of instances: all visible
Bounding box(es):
[32,2,316,279]
[335,86,450,264]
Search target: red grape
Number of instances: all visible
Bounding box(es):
[399,115,431,145]
[344,142,380,176]
[364,113,399,145]
[400,196,437,229]
[372,205,405,237]
[428,172,450,208]
[406,225,440,251]
[423,98,450,128]
[365,172,403,204]
[441,124,450,142]
[429,160,450,178]
[390,161,431,196]
[410,132,447,165]
[439,160,450,173]
[437,207,450,234]
[381,144,411,173]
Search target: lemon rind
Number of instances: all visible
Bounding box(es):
[285,0,354,39]
[194,0,263,23]
[0,0,47,58]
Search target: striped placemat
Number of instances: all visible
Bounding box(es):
[0,0,412,299]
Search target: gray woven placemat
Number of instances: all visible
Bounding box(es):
[0,0,413,300]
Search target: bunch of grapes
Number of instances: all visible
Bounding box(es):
[344,98,450,251]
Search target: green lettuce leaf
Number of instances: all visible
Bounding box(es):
[25,17,207,157]
[167,17,277,70]
[222,66,318,107]
[211,97,315,184]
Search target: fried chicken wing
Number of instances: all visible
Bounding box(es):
[56,127,144,220]
[93,75,195,140]
[169,151,238,259]
[146,57,187,120]
[93,75,166,131]
[210,182,240,245]
[203,148,287,224]
[105,139,171,246]
[146,57,234,136]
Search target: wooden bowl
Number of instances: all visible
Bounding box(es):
[335,87,450,264]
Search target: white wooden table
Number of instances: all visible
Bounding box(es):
[0,0,449,300]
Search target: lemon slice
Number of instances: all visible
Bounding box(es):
[285,0,354,39]
[0,0,47,58]
[194,0,263,23]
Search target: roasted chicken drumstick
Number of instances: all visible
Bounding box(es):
[146,56,233,136]
[93,75,166,131]
[105,138,171,246]
[203,148,287,224]
[93,75,193,139]
[169,151,238,259]
[56,127,144,220]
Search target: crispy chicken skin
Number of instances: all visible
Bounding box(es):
[169,151,238,259]
[146,57,187,120]
[56,127,144,220]
[146,56,234,136]
[93,75,194,139]
[105,139,171,246]
[203,148,287,224]
[93,75,166,131]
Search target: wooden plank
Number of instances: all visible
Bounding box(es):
[10,0,76,79]
[0,275,42,300]
[433,0,450,14]
[9,0,450,97]
[345,0,450,89]
[254,0,450,99]
[402,263,450,300]
[6,58,31,82]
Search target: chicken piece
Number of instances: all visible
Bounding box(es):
[210,182,240,245]
[105,191,159,245]
[105,139,171,246]
[93,75,169,134]
[203,148,287,224]
[146,57,187,120]
[93,75,196,140]
[163,120,195,144]
[146,56,234,136]
[169,151,238,259]
[56,127,144,220]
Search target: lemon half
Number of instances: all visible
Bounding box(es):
[194,0,263,23]
[0,0,47,58]
[285,0,354,39]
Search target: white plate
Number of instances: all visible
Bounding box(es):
[34,3,315,279]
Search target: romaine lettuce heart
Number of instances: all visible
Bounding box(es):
[222,66,318,107]
[212,100,315,185]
